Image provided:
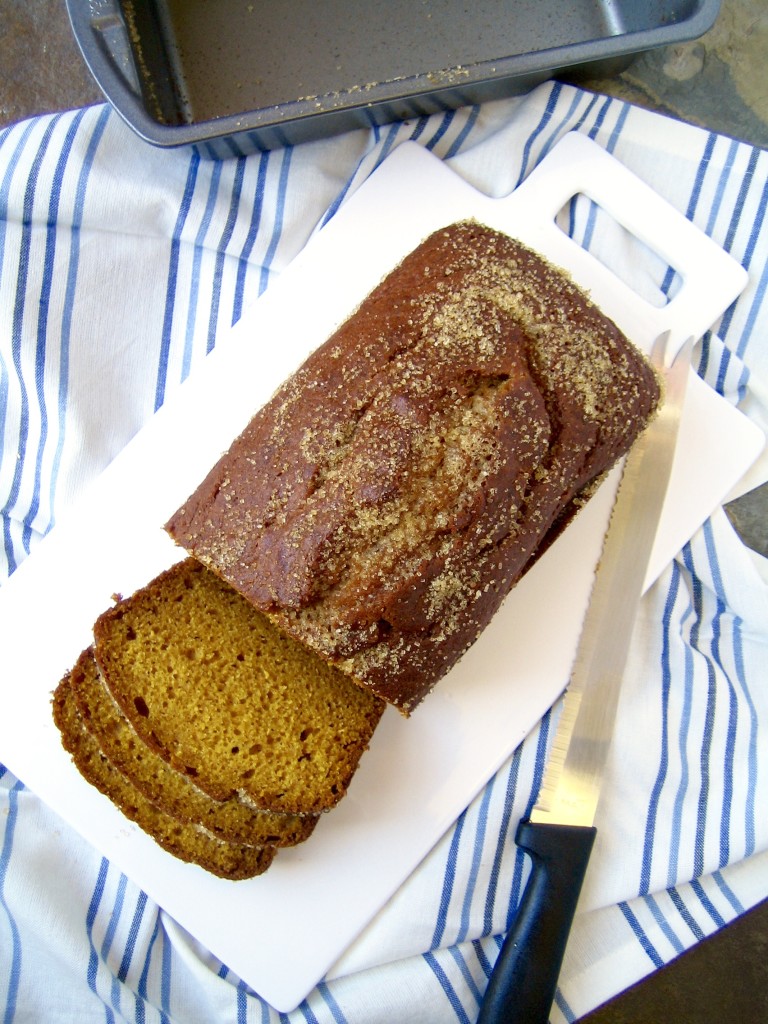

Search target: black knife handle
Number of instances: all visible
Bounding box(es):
[478,820,597,1024]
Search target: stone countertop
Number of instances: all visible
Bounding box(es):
[1,1,767,1022]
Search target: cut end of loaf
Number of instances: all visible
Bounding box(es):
[91,558,385,815]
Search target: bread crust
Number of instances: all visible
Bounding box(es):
[167,222,660,712]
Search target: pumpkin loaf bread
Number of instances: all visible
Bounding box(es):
[68,647,317,847]
[167,220,661,713]
[52,672,275,880]
[92,558,386,815]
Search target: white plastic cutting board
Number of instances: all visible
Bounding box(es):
[0,134,763,1012]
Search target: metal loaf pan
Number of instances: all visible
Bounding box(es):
[66,1,721,156]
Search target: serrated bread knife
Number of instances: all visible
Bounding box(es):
[478,331,693,1024]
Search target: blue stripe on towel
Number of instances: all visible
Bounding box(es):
[553,988,576,1023]
[711,148,765,382]
[319,150,361,229]
[206,157,247,353]
[0,110,112,573]
[181,159,224,381]
[483,746,523,936]
[457,776,495,944]
[0,779,23,1024]
[424,110,456,152]
[444,106,481,160]
[447,944,483,1005]
[432,805,468,949]
[316,980,347,1024]
[705,138,739,239]
[160,922,172,1020]
[119,890,148,984]
[619,902,664,969]
[155,148,201,410]
[640,564,682,894]
[47,106,110,534]
[0,123,37,500]
[423,950,472,1023]
[736,170,768,359]
[516,80,564,187]
[500,712,553,931]
[702,522,739,867]
[86,859,115,1023]
[25,110,86,549]
[687,132,717,223]
[232,151,271,325]
[603,99,630,153]
[732,611,759,857]
[708,516,758,859]
[690,877,726,929]
[373,122,403,169]
[235,979,248,1024]
[724,146,761,257]
[711,869,745,916]
[535,88,594,168]
[586,94,612,141]
[680,543,718,882]
[104,873,129,1014]
[669,596,696,888]
[645,893,685,954]
[407,114,430,144]
[136,913,163,1024]
[669,886,705,941]
[2,115,60,572]
[0,121,37,286]
[297,996,321,1023]
[257,147,293,296]
[474,936,494,980]
[716,147,765,359]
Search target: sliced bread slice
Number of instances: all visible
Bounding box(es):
[69,647,317,847]
[93,558,385,815]
[52,672,275,880]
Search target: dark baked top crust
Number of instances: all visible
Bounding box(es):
[167,221,660,712]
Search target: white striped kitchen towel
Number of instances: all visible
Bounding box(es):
[1,81,767,1023]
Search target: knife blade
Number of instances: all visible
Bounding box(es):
[478,331,693,1024]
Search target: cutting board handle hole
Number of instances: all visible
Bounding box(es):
[555,193,682,309]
